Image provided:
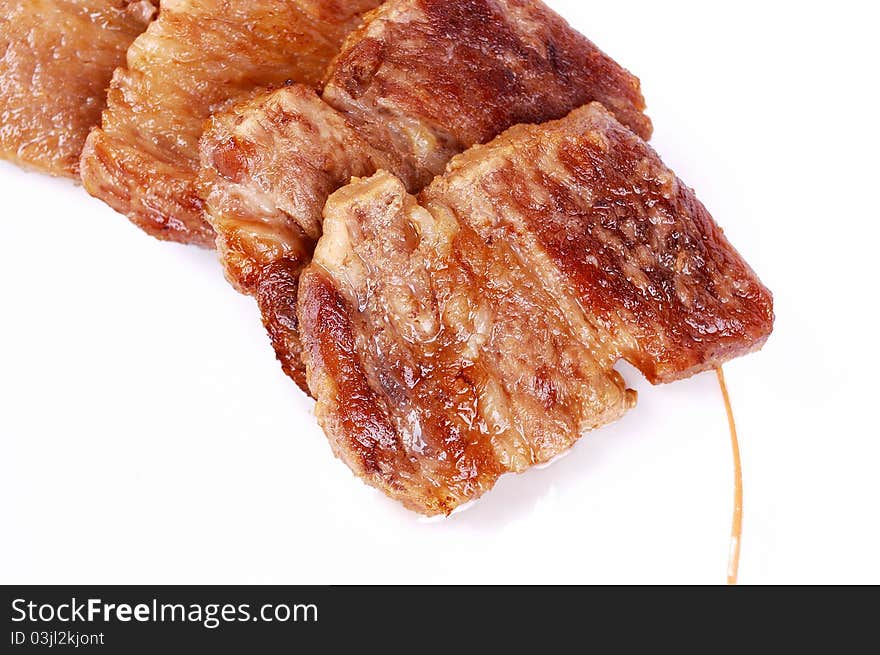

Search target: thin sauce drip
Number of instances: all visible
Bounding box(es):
[716,366,742,585]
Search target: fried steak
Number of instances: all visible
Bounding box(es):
[199,0,651,389]
[80,0,381,246]
[0,0,156,177]
[298,104,774,515]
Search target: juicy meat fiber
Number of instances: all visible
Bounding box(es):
[200,0,651,388]
[0,0,156,177]
[298,104,774,515]
[80,0,381,246]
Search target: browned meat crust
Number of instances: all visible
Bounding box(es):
[298,104,774,514]
[0,0,156,177]
[79,0,381,246]
[200,0,651,388]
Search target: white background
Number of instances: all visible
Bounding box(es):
[1,0,878,584]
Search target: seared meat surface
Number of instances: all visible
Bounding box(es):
[80,0,381,246]
[298,104,774,514]
[200,0,651,388]
[0,0,156,177]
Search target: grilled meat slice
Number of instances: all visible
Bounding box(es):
[298,103,774,514]
[0,0,156,177]
[199,85,397,388]
[200,0,651,388]
[80,0,381,246]
[323,0,652,185]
